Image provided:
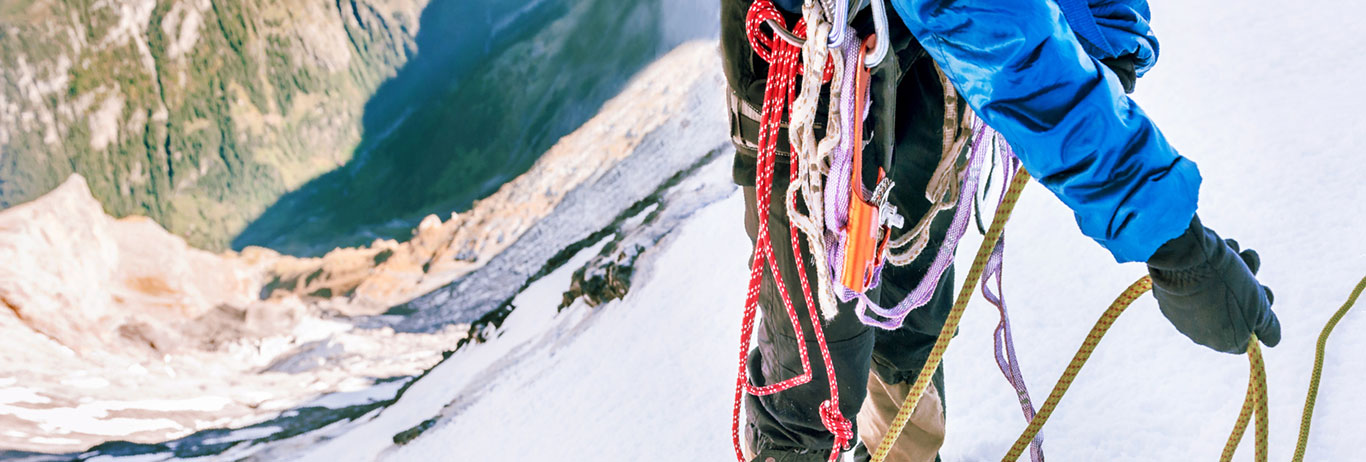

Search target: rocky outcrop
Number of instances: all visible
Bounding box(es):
[0,0,426,249]
[0,175,277,358]
[0,172,469,454]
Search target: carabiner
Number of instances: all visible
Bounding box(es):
[862,0,890,68]
[764,19,806,47]
[825,0,849,48]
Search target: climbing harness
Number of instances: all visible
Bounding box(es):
[733,0,1025,458]
[731,0,919,458]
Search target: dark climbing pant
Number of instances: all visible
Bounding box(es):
[740,185,953,461]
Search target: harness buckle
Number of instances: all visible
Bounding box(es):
[869,177,904,232]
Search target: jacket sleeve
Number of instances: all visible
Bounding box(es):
[1066,0,1161,75]
[887,0,1200,263]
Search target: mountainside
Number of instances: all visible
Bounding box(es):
[0,0,720,253]
[0,0,425,249]
[0,40,726,456]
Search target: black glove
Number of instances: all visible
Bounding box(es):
[1146,215,1281,354]
[1101,56,1137,94]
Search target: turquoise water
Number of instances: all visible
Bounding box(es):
[233,0,718,256]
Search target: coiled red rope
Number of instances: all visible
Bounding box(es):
[731,2,850,461]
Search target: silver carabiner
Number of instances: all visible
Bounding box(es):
[863,0,890,68]
[825,0,849,48]
[764,19,807,47]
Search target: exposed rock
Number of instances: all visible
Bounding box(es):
[559,143,740,310]
[0,175,463,453]
[0,175,265,358]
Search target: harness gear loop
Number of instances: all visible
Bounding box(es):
[886,65,971,267]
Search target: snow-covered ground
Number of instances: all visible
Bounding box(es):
[46,1,1366,461]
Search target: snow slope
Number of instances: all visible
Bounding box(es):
[378,166,748,462]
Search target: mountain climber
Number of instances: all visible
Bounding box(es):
[720,0,1283,461]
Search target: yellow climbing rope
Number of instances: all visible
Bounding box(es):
[867,165,1366,462]
[1219,335,1268,462]
[1292,275,1366,462]
[1000,276,1154,461]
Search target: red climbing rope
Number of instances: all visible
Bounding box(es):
[732,2,851,461]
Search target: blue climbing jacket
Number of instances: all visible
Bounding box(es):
[888,0,1201,263]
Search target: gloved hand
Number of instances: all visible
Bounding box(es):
[1146,215,1281,354]
[1101,56,1137,94]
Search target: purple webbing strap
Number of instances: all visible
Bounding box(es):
[852,122,989,329]
[979,148,1043,462]
[823,33,863,295]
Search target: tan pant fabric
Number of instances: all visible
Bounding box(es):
[857,373,946,462]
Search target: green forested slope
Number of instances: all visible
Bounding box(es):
[0,0,422,249]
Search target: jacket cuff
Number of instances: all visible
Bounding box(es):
[1098,157,1201,263]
